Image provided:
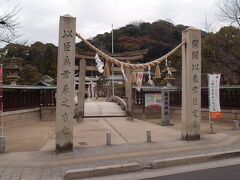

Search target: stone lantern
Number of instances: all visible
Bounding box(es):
[162,67,177,87]
[5,63,21,86]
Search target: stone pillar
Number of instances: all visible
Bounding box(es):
[0,136,5,154]
[161,87,172,126]
[125,62,133,120]
[77,58,86,122]
[91,81,95,99]
[181,27,201,140]
[56,14,76,152]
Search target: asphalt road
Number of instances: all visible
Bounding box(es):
[145,164,240,180]
[85,157,240,180]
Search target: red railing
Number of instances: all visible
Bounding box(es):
[3,86,56,111]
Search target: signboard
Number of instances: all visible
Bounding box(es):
[145,93,161,108]
[161,87,171,125]
[136,72,143,92]
[208,74,222,119]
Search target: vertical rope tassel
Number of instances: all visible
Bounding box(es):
[103,61,110,77]
[154,64,161,78]
[131,71,137,84]
[121,63,128,82]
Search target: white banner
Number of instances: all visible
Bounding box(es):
[136,72,143,92]
[208,74,222,119]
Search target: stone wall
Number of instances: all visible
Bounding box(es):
[40,106,56,121]
[133,107,161,119]
[3,108,41,126]
[170,107,240,122]
[3,106,56,126]
[133,106,240,122]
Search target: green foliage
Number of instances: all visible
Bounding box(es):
[18,65,42,85]
[202,26,240,84]
[27,42,57,75]
[1,41,57,84]
[3,43,29,59]
[77,20,187,58]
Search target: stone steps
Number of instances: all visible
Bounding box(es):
[84,102,126,117]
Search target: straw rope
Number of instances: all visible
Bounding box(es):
[76,33,186,70]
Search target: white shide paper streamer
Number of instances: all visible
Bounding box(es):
[95,54,104,73]
[121,63,128,82]
[148,66,155,86]
[165,58,172,76]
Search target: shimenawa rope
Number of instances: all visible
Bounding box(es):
[76,33,186,70]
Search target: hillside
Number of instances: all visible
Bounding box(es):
[0,20,239,85]
[77,20,187,63]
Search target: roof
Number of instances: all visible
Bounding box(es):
[42,75,54,83]
[74,76,100,82]
[132,85,180,92]
[75,49,148,61]
[33,80,52,87]
[5,63,22,70]
[3,85,56,90]
[104,75,124,81]
[132,85,240,92]
[161,67,177,73]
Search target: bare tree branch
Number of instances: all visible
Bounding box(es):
[217,0,240,27]
[0,2,21,44]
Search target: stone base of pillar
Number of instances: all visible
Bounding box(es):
[76,117,84,123]
[76,111,84,123]
[160,122,174,126]
[181,134,200,141]
[0,136,5,154]
[56,143,73,153]
[126,110,133,121]
[127,116,133,121]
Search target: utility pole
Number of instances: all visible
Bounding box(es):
[111,24,115,96]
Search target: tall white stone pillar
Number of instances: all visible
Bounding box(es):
[181,27,201,140]
[56,14,76,152]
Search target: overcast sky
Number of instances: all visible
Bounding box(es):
[3,0,224,46]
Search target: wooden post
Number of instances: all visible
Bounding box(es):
[142,91,145,120]
[56,14,76,152]
[125,62,133,120]
[77,58,86,122]
[181,27,201,140]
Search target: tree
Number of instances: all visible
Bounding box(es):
[3,43,29,59]
[203,26,240,84]
[0,1,20,44]
[27,42,57,75]
[217,0,240,27]
[18,65,42,85]
[0,41,58,84]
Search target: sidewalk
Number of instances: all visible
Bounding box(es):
[0,117,240,180]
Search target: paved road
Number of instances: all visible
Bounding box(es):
[146,164,240,180]
[87,157,240,180]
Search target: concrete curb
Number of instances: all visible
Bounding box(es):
[151,149,240,169]
[64,149,240,179]
[64,163,141,180]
